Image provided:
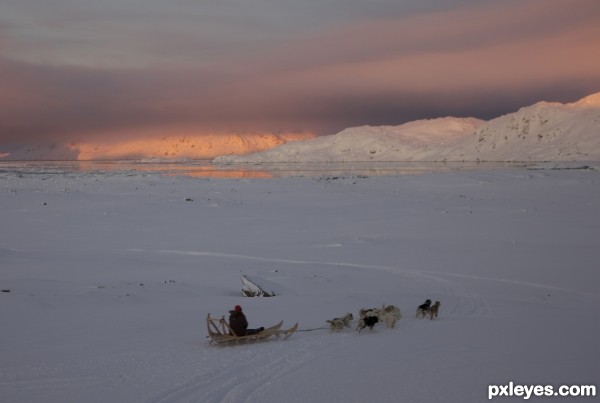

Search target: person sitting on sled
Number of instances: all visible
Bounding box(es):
[228,305,264,336]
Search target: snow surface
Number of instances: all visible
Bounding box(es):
[1,165,600,402]
[217,93,600,163]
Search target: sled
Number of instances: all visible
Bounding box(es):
[206,314,298,344]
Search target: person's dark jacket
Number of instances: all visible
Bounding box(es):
[229,310,248,336]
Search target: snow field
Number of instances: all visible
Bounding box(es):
[1,167,599,402]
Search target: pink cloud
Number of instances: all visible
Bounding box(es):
[1,0,599,148]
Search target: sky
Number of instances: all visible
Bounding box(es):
[1,0,600,148]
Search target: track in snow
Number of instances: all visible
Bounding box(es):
[141,248,492,403]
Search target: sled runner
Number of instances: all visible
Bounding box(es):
[206,314,298,344]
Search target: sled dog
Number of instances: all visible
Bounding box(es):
[415,299,432,319]
[379,304,401,328]
[326,313,353,331]
[428,301,441,320]
[356,308,380,332]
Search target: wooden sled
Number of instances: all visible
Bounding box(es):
[206,314,298,344]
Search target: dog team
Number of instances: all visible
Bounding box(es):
[326,299,441,332]
[415,299,441,320]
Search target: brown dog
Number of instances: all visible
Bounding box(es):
[428,301,441,320]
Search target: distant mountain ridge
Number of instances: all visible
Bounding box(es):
[0,132,313,161]
[2,93,599,162]
[217,92,600,163]
[444,93,600,161]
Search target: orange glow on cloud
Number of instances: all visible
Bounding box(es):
[1,0,599,151]
[252,5,600,97]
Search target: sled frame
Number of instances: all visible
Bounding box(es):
[206,314,297,344]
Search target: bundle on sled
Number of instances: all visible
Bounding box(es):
[206,314,298,344]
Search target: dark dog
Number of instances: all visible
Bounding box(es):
[415,299,432,319]
[356,308,380,332]
[362,315,379,330]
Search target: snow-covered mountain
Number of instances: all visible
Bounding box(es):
[217,93,600,163]
[0,132,313,161]
[445,92,600,161]
[218,117,484,163]
[3,93,598,162]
